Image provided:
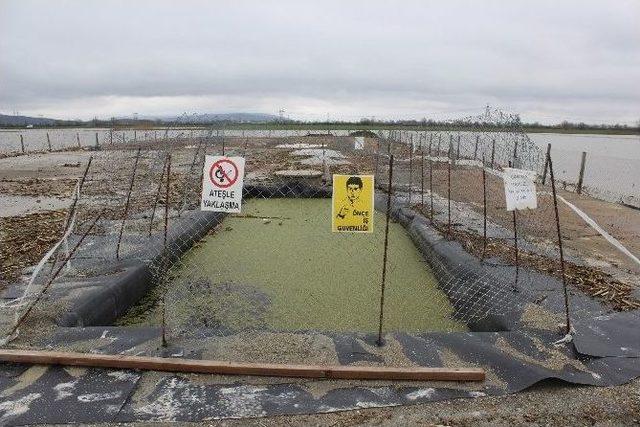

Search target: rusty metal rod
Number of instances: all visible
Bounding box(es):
[447,142,452,238]
[541,143,551,185]
[508,160,519,291]
[547,151,572,335]
[421,149,425,209]
[429,148,434,224]
[481,155,487,260]
[513,208,519,290]
[408,138,413,206]
[116,148,141,260]
[164,154,171,249]
[148,154,170,236]
[377,154,394,347]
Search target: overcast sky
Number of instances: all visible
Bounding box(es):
[1,0,639,124]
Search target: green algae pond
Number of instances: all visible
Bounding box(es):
[119,198,467,333]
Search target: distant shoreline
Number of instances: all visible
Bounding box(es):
[0,124,638,136]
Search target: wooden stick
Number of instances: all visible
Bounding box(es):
[0,349,486,381]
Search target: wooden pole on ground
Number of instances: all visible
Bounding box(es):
[377,154,393,347]
[76,133,81,148]
[20,134,25,154]
[547,151,572,335]
[0,349,486,382]
[576,151,587,195]
[47,132,52,151]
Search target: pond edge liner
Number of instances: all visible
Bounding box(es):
[57,183,332,327]
[57,210,225,326]
[58,182,521,330]
[376,194,521,332]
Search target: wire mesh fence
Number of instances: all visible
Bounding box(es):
[1,112,639,355]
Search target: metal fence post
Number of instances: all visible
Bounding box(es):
[420,149,425,209]
[547,151,572,335]
[541,143,551,184]
[408,140,413,206]
[377,154,394,347]
[473,135,479,160]
[116,148,142,260]
[481,155,487,260]
[490,139,496,169]
[447,142,452,238]
[576,151,587,195]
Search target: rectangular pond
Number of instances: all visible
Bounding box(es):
[119,198,467,333]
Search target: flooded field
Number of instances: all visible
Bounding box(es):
[1,128,638,204]
[119,198,467,333]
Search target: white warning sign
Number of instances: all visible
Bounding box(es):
[201,155,245,213]
[354,136,365,150]
[503,168,538,211]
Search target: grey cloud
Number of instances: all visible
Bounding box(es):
[1,0,639,123]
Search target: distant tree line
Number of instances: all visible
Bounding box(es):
[2,116,639,134]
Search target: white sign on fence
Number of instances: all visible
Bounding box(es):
[201,155,245,213]
[503,168,538,211]
[354,136,365,150]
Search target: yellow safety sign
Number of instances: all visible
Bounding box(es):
[332,174,374,233]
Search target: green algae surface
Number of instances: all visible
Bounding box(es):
[121,198,466,333]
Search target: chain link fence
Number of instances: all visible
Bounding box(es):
[1,112,638,355]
